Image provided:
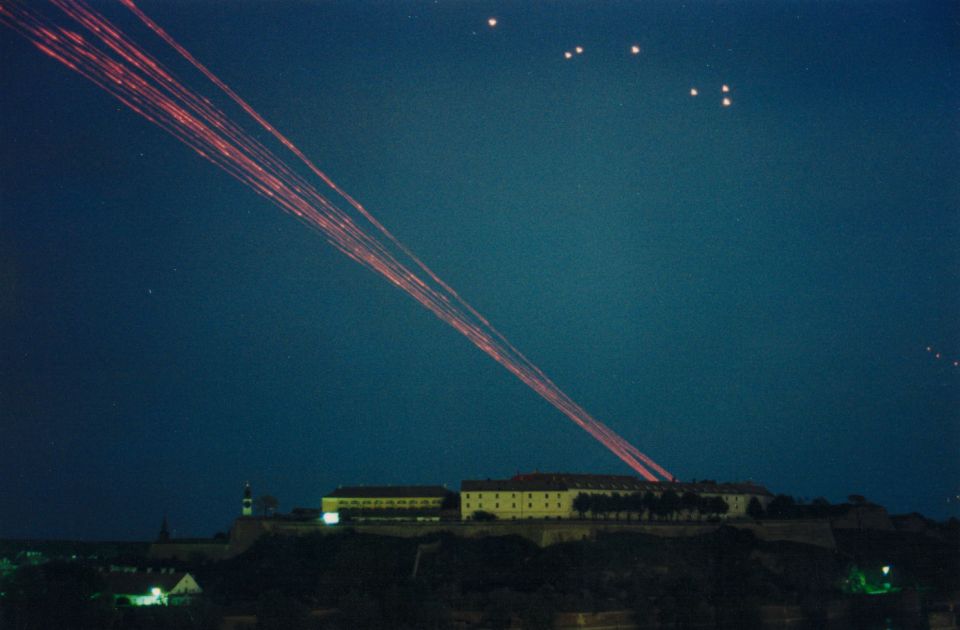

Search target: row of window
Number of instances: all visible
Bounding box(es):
[464,492,563,499]
[465,503,564,510]
[339,499,435,505]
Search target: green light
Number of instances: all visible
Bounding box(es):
[844,565,900,596]
[151,587,161,597]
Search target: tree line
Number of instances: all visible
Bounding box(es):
[571,490,732,521]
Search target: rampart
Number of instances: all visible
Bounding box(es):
[201,516,836,560]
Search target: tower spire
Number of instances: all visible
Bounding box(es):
[157,514,170,542]
[242,482,253,516]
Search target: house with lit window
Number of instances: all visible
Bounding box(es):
[460,473,772,521]
[104,569,202,607]
[321,485,448,522]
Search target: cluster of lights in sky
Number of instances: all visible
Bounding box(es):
[691,83,732,107]
[1,1,675,481]
[487,16,733,107]
[925,346,959,369]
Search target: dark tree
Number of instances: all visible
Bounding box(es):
[609,493,624,520]
[642,492,658,521]
[573,492,592,519]
[626,492,644,521]
[681,492,701,520]
[747,496,765,520]
[472,510,497,521]
[441,491,461,510]
[591,494,610,520]
[658,490,680,521]
[701,496,729,520]
[713,496,730,518]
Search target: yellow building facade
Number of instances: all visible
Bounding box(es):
[461,473,772,521]
[321,485,447,517]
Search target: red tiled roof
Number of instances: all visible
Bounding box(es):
[326,485,448,498]
[462,473,772,497]
[461,479,565,492]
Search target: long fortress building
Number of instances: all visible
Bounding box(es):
[460,473,772,521]
[318,472,772,523]
[150,474,848,561]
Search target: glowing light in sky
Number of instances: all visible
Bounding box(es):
[1,0,674,481]
[564,51,573,59]
[925,345,959,370]
[630,45,641,55]
[574,46,583,54]
[722,84,730,93]
[722,97,732,107]
[690,87,699,96]
[487,17,497,28]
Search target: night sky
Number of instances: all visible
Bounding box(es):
[1,1,957,540]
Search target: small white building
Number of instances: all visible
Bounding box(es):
[104,569,202,607]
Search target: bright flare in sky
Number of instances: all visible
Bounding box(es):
[487,17,497,28]
[564,51,573,59]
[722,97,732,106]
[575,46,584,54]
[722,84,730,93]
[690,87,699,96]
[631,45,641,55]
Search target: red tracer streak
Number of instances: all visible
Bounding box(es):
[0,0,673,482]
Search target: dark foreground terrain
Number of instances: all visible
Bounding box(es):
[2,522,958,629]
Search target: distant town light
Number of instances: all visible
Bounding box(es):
[151,587,161,597]
[322,512,340,525]
[881,565,890,575]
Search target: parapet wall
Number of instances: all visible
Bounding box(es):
[216,516,836,559]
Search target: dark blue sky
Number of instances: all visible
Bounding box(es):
[1,1,957,540]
